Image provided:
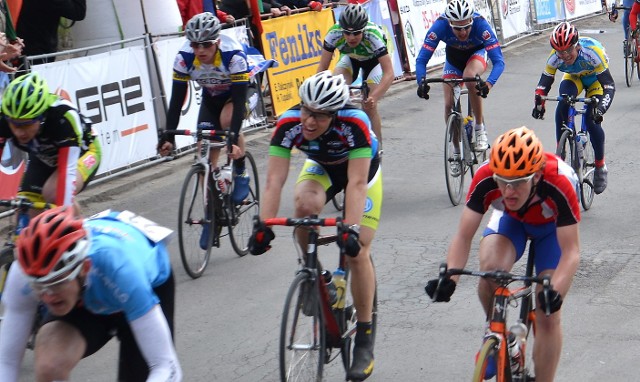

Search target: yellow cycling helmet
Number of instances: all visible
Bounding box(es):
[2,72,54,120]
[489,127,545,177]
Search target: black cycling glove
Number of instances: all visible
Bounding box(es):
[417,80,430,100]
[538,289,563,314]
[532,95,546,120]
[337,225,361,257]
[249,222,275,256]
[592,106,605,124]
[475,81,490,98]
[425,278,457,302]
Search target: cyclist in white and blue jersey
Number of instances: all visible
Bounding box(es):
[415,0,505,151]
[532,22,616,194]
[0,207,181,382]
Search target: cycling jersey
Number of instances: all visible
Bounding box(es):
[466,153,581,227]
[270,106,380,173]
[322,21,389,62]
[630,2,640,31]
[415,13,505,86]
[0,210,178,382]
[0,99,101,206]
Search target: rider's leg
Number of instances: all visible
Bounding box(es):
[555,78,581,142]
[533,271,563,382]
[585,84,608,193]
[292,178,326,252]
[477,233,518,314]
[34,321,86,382]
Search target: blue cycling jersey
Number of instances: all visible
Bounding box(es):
[81,212,172,321]
[415,13,505,86]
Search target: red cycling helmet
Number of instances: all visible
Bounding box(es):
[17,206,89,282]
[550,22,579,51]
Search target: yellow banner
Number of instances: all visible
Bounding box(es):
[261,9,336,117]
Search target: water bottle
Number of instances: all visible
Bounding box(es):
[508,323,527,374]
[576,132,587,160]
[16,211,30,235]
[463,116,474,144]
[220,166,233,194]
[331,268,346,309]
[321,270,337,306]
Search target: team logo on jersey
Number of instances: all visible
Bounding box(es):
[306,165,325,175]
[363,197,373,213]
[482,30,491,40]
[428,32,437,41]
[83,154,98,169]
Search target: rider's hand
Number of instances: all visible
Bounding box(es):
[229,144,244,160]
[537,289,563,314]
[249,221,275,256]
[532,95,546,120]
[475,81,491,98]
[425,278,457,302]
[157,140,174,157]
[337,225,361,257]
[592,106,605,124]
[609,8,618,22]
[417,80,430,100]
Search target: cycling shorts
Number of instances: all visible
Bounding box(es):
[296,159,383,230]
[560,74,603,97]
[335,55,384,85]
[482,210,561,274]
[41,272,175,381]
[443,46,487,78]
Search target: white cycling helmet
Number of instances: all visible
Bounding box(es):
[185,12,222,42]
[444,0,475,21]
[298,71,350,112]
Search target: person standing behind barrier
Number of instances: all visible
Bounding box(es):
[177,0,235,28]
[317,3,394,148]
[16,0,86,66]
[0,0,24,73]
[415,0,505,152]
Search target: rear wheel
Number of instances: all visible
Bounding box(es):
[625,37,636,87]
[229,151,260,256]
[580,133,596,210]
[280,272,325,382]
[178,165,214,279]
[444,113,464,206]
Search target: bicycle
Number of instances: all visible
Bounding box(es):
[163,129,260,279]
[432,245,554,382]
[330,82,372,213]
[539,94,597,210]
[420,75,490,206]
[0,198,54,349]
[611,5,640,86]
[254,215,378,382]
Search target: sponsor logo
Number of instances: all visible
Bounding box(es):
[482,30,491,40]
[428,32,437,41]
[82,154,98,169]
[363,197,373,212]
[306,165,325,175]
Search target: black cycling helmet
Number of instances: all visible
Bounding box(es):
[339,4,368,31]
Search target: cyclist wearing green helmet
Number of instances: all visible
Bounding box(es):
[0,72,101,208]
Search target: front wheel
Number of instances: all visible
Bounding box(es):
[580,134,596,210]
[178,165,214,279]
[556,129,576,172]
[625,41,635,87]
[444,113,465,206]
[228,151,260,256]
[280,272,325,382]
[472,336,510,382]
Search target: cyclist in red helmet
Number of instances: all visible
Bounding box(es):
[0,207,181,381]
[532,21,615,194]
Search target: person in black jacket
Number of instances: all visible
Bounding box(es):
[17,0,86,65]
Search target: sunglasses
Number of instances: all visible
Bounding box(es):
[30,263,83,296]
[555,44,576,56]
[6,116,43,127]
[451,21,473,31]
[492,173,536,189]
[343,29,364,36]
[301,106,335,122]
[190,40,218,50]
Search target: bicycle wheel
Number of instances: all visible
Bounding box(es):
[444,113,465,206]
[229,151,260,256]
[178,165,215,279]
[580,134,596,210]
[555,130,575,170]
[280,272,325,382]
[625,37,635,87]
[472,336,509,382]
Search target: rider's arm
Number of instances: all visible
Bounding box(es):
[164,81,189,146]
[552,223,580,298]
[260,155,290,219]
[415,19,446,84]
[55,145,81,206]
[317,48,334,73]
[484,40,505,86]
[370,54,394,102]
[229,81,249,145]
[445,206,484,283]
[344,157,369,226]
[596,68,616,112]
[0,265,40,382]
[129,305,182,382]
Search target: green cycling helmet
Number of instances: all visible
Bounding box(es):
[2,72,53,120]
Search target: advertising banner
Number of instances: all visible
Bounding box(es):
[565,0,602,19]
[397,0,448,73]
[261,9,336,116]
[498,0,533,38]
[33,46,158,175]
[533,0,566,23]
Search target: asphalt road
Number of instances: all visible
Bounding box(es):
[8,14,640,382]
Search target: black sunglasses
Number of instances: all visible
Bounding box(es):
[343,29,364,36]
[451,21,473,31]
[190,40,218,49]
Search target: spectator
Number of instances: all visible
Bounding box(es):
[16,0,86,65]
[0,1,23,73]
[279,0,323,11]
[177,0,234,28]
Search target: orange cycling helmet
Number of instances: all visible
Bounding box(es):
[550,22,579,51]
[489,127,545,178]
[17,206,89,282]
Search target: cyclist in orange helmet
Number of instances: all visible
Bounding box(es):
[426,127,581,381]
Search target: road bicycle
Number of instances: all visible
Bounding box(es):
[254,215,377,382]
[611,5,640,86]
[0,198,54,349]
[539,94,597,210]
[420,75,489,206]
[163,129,260,278]
[329,82,372,213]
[431,245,554,382]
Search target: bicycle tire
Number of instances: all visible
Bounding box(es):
[178,165,214,279]
[472,336,510,382]
[444,112,465,206]
[229,151,261,256]
[555,129,575,171]
[625,41,634,87]
[280,271,325,382]
[580,133,596,210]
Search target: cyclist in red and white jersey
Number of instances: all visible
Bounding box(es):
[426,127,580,382]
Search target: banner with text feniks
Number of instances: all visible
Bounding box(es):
[261,9,336,117]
